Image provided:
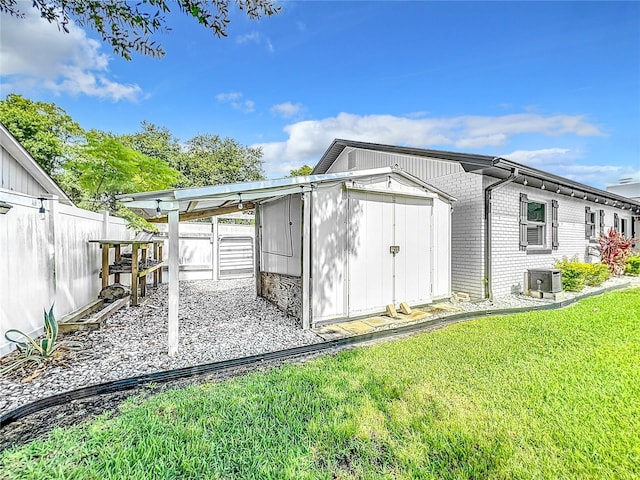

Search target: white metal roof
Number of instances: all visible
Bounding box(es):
[118,167,456,223]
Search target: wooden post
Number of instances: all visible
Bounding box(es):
[301,192,311,330]
[168,209,180,356]
[101,244,110,289]
[114,245,121,284]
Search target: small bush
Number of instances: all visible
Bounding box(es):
[598,228,635,275]
[555,257,610,292]
[626,255,640,275]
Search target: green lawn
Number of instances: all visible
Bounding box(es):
[2,288,639,479]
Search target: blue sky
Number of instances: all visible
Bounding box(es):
[1,1,639,187]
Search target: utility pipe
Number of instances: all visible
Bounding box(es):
[484,167,518,301]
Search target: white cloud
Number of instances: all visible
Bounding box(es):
[254,112,604,177]
[215,91,255,113]
[0,8,141,101]
[503,148,636,188]
[235,31,274,52]
[270,102,305,119]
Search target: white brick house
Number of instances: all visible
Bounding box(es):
[312,139,640,300]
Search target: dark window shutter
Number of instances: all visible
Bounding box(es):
[551,200,559,249]
[519,193,528,250]
[599,209,605,234]
[585,206,592,239]
[614,213,619,232]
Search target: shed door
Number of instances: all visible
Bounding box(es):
[347,191,431,317]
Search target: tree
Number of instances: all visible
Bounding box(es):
[289,165,313,177]
[0,93,83,175]
[175,134,264,187]
[0,0,280,60]
[65,130,180,212]
[120,121,181,165]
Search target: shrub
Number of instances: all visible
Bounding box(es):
[554,257,610,292]
[626,255,640,275]
[598,227,635,275]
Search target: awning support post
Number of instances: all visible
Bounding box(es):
[168,208,180,356]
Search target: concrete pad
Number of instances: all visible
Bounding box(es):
[315,324,351,340]
[338,320,375,334]
[427,304,462,313]
[363,317,392,328]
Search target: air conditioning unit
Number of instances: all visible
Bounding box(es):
[528,268,563,293]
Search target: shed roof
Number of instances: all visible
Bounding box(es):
[119,167,455,223]
[313,139,640,212]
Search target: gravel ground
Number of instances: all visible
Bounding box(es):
[0,278,322,417]
[1,275,638,419]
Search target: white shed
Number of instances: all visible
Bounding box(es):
[120,167,455,353]
[257,168,455,326]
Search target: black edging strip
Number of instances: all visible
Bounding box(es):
[0,283,631,429]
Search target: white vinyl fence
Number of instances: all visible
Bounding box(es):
[154,214,254,281]
[0,194,255,357]
[0,190,130,356]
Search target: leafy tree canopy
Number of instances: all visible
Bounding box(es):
[0,0,280,60]
[175,134,264,187]
[119,121,181,165]
[289,165,313,177]
[0,93,83,175]
[65,130,180,212]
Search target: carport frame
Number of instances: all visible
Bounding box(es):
[119,167,453,355]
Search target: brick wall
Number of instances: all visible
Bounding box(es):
[428,170,486,299]
[489,182,634,297]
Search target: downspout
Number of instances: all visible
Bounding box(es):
[484,166,518,301]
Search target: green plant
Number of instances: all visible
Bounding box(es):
[598,227,635,275]
[555,257,585,291]
[1,306,60,375]
[554,257,610,291]
[625,254,640,275]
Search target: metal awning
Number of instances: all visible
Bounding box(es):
[118,167,455,223]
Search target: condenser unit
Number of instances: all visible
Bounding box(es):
[528,268,563,293]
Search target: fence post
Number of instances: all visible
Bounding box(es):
[101,210,109,238]
[44,195,58,307]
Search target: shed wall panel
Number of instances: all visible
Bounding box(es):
[0,145,48,197]
[432,197,451,299]
[311,183,348,322]
[260,195,302,277]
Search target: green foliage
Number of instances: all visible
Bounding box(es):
[625,254,640,275]
[288,165,313,177]
[598,227,635,274]
[555,256,610,292]
[0,0,280,60]
[2,289,640,478]
[1,306,59,375]
[174,134,264,187]
[65,130,180,212]
[0,93,83,175]
[119,121,182,165]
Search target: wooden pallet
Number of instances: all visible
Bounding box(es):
[58,296,130,333]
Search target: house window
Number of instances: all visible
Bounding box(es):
[527,201,546,246]
[585,207,596,239]
[621,218,628,237]
[520,194,557,251]
[599,210,605,235]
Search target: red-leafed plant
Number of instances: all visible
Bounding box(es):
[597,227,635,275]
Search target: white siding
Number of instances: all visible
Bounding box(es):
[0,145,48,197]
[259,195,302,276]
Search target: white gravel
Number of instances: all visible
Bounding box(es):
[1,275,638,416]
